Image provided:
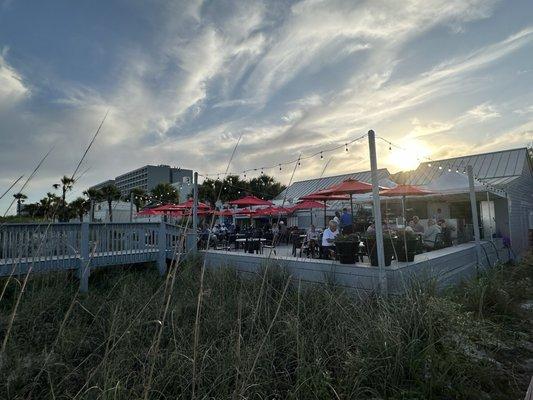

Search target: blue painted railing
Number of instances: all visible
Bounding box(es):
[0,222,188,291]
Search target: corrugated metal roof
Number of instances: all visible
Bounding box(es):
[276,169,390,201]
[406,147,529,187]
[277,148,530,201]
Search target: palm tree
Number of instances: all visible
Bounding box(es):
[13,192,27,216]
[129,187,147,212]
[53,175,75,221]
[151,183,180,204]
[83,188,104,221]
[100,184,121,222]
[38,192,61,220]
[69,197,90,222]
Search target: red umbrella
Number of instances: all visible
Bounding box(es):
[291,200,328,226]
[229,195,274,207]
[215,209,235,217]
[150,203,182,212]
[255,206,290,217]
[299,190,350,228]
[320,178,373,219]
[379,185,433,197]
[176,199,211,209]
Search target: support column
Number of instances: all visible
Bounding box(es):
[368,130,387,295]
[467,165,482,267]
[190,171,199,254]
[79,222,90,292]
[158,221,167,275]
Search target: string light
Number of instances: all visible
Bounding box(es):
[320,152,323,159]
[345,143,348,152]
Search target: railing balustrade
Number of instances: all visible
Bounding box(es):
[0,222,188,292]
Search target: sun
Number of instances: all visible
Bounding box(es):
[386,139,431,171]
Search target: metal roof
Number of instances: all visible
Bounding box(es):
[399,147,529,188]
[276,169,390,201]
[277,148,530,201]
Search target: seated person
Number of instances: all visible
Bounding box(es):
[422,219,441,249]
[305,224,319,257]
[437,219,453,247]
[321,220,339,259]
[306,224,319,241]
[412,216,425,233]
[366,222,376,234]
[405,220,416,234]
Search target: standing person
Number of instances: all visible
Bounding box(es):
[412,216,425,233]
[434,208,444,221]
[321,220,339,259]
[333,211,340,225]
[340,207,353,234]
[279,221,288,243]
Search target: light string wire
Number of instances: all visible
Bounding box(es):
[198,133,368,178]
[134,132,509,204]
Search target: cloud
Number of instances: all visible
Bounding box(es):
[0,49,30,109]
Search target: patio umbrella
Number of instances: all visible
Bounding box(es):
[291,200,328,225]
[176,199,211,210]
[149,203,183,213]
[215,209,235,217]
[229,195,274,207]
[380,185,433,262]
[320,178,374,220]
[300,190,350,228]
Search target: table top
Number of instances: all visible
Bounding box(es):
[235,238,266,242]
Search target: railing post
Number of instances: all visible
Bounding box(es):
[79,222,90,292]
[158,221,167,275]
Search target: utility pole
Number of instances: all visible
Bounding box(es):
[368,130,387,295]
[192,172,199,253]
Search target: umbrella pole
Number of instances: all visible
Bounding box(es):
[323,201,327,229]
[350,193,354,219]
[402,195,408,264]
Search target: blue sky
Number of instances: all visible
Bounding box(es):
[0,0,532,209]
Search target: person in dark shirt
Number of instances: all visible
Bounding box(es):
[340,208,353,234]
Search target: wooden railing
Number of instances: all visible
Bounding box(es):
[0,222,190,291]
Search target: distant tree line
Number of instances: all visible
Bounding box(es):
[12,174,285,222]
[13,179,180,222]
[198,174,285,205]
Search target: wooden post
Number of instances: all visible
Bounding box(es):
[158,221,166,275]
[467,165,482,266]
[368,130,387,295]
[191,171,199,253]
[79,222,90,292]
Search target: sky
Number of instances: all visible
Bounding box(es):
[0,0,532,210]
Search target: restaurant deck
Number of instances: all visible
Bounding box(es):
[203,240,510,294]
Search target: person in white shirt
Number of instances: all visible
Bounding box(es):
[405,220,416,234]
[332,211,340,225]
[321,220,339,258]
[423,219,441,249]
[306,224,319,241]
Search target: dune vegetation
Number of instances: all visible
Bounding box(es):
[0,257,531,399]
